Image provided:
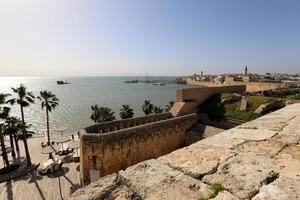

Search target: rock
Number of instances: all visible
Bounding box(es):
[221,93,242,105]
[226,128,278,141]
[119,159,211,200]
[239,96,248,111]
[252,177,300,200]
[68,174,120,200]
[252,184,289,200]
[158,144,234,178]
[212,191,239,200]
[254,100,285,114]
[202,152,279,199]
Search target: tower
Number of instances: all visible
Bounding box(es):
[245,66,248,75]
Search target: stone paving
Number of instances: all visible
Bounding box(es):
[70,103,300,200]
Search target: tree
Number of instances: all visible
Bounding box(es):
[153,106,164,114]
[90,105,116,123]
[165,101,175,112]
[3,116,23,159]
[10,84,35,166]
[37,91,59,147]
[119,105,134,119]
[142,100,154,115]
[0,93,13,166]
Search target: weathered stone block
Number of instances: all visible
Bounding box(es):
[158,145,234,178]
[119,159,211,200]
[239,96,248,111]
[202,152,279,199]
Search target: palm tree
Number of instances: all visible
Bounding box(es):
[3,116,22,159]
[153,106,164,114]
[10,84,35,166]
[37,91,59,147]
[142,100,154,115]
[0,93,12,166]
[165,101,175,112]
[90,105,116,123]
[119,105,134,119]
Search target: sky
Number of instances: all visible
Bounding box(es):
[0,0,299,76]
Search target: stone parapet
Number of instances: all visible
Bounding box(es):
[80,113,197,185]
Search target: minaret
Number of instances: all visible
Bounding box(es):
[245,66,248,76]
[201,70,203,77]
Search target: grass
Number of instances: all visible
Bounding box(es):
[199,93,280,122]
[210,182,226,197]
[198,182,226,200]
[170,165,201,180]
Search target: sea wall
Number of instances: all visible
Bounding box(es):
[187,78,291,93]
[80,113,197,185]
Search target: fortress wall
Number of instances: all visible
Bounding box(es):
[80,113,197,185]
[245,82,290,92]
[85,112,172,133]
[176,85,245,103]
[187,78,291,93]
[171,85,246,116]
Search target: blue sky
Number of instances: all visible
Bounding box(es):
[0,0,299,76]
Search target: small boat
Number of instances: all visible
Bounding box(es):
[152,83,158,86]
[159,83,166,86]
[57,81,70,85]
[124,80,139,83]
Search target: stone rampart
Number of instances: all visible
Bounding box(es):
[245,81,291,92]
[187,78,291,93]
[171,85,246,116]
[80,113,197,185]
[85,112,172,134]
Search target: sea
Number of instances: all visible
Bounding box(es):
[0,76,191,135]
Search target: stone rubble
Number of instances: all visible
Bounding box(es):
[69,103,300,200]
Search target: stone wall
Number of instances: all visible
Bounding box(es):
[85,112,172,134]
[187,78,291,93]
[171,85,246,116]
[245,81,291,92]
[80,113,197,185]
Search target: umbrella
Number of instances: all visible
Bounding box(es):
[53,136,71,150]
[41,144,61,154]
[68,141,79,150]
[56,127,68,136]
[68,141,80,155]
[53,136,71,144]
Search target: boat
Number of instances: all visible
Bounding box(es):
[124,80,139,83]
[57,81,70,85]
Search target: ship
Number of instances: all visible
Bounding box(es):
[57,81,70,85]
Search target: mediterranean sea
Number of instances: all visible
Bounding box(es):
[0,76,190,135]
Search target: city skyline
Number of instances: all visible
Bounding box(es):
[0,0,299,76]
